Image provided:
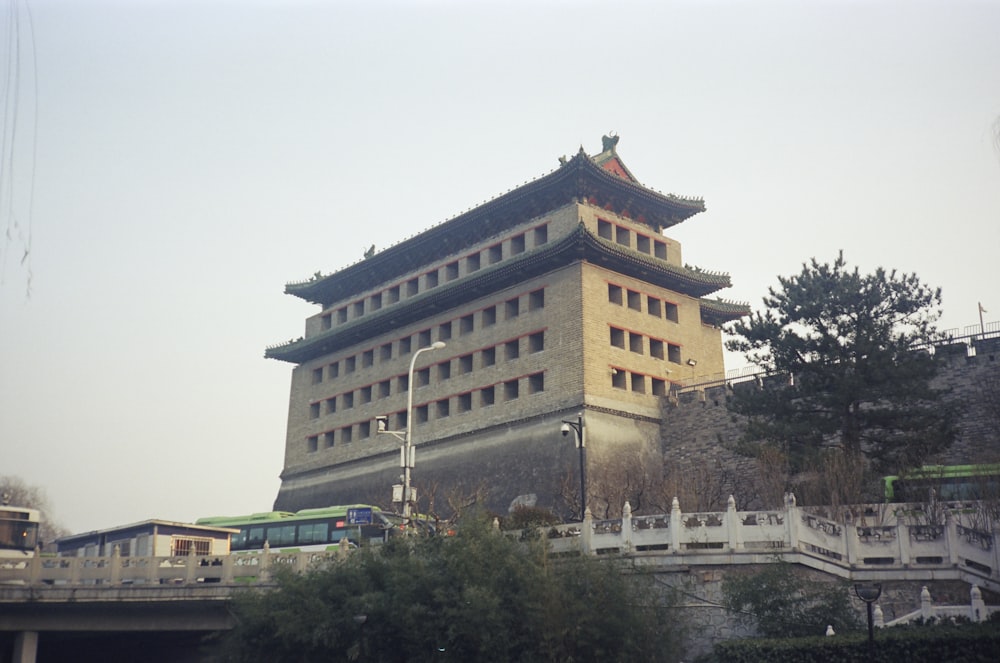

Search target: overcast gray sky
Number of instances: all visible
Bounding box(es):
[2,0,998,535]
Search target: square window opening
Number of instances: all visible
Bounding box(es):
[480,386,495,407]
[629,332,644,354]
[506,297,520,320]
[511,233,526,255]
[627,290,641,311]
[612,370,627,390]
[608,284,623,306]
[528,289,544,311]
[610,327,625,348]
[529,331,544,353]
[598,219,613,240]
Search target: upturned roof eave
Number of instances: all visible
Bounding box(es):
[698,298,752,326]
[284,151,705,306]
[266,225,732,364]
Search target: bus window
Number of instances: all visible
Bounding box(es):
[247,527,266,547]
[230,529,248,550]
[266,525,296,547]
[298,523,330,545]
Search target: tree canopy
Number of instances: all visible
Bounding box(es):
[222,517,683,663]
[721,562,860,638]
[725,252,957,480]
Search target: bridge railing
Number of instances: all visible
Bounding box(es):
[534,496,999,588]
[3,498,998,590]
[0,541,347,587]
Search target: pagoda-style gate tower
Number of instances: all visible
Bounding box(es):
[266,136,747,517]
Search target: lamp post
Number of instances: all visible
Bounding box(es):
[560,413,587,521]
[854,583,882,652]
[376,341,445,526]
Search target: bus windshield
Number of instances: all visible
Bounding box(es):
[0,508,41,554]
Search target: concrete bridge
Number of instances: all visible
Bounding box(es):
[2,497,997,662]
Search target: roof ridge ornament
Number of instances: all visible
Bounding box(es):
[601,133,619,153]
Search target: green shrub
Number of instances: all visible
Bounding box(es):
[706,621,1000,663]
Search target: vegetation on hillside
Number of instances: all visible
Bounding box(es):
[222,515,684,663]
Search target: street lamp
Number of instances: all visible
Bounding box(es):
[376,341,445,525]
[854,583,882,652]
[560,413,587,521]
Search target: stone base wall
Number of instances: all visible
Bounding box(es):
[648,565,997,660]
[660,336,1000,509]
[274,409,661,519]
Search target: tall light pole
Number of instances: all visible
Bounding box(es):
[560,413,587,521]
[854,583,882,653]
[376,341,445,526]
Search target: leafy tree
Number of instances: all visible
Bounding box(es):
[725,252,957,482]
[721,562,861,638]
[222,515,683,662]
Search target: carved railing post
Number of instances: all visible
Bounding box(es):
[259,541,272,582]
[920,586,933,621]
[845,519,859,566]
[186,550,199,585]
[221,554,235,584]
[784,493,799,551]
[582,507,594,555]
[669,497,681,552]
[897,520,912,566]
[944,510,960,566]
[726,496,741,551]
[28,545,41,586]
[971,585,985,622]
[70,555,81,586]
[147,554,160,584]
[110,545,122,585]
[621,502,633,553]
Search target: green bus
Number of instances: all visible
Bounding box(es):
[196,504,406,552]
[883,464,1000,502]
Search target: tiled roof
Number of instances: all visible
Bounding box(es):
[285,145,705,307]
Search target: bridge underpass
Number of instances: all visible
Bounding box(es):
[0,587,233,663]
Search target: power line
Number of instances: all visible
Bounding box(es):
[0,0,38,297]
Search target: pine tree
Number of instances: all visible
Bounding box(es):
[726,252,957,479]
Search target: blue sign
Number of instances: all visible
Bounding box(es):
[347,508,373,525]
